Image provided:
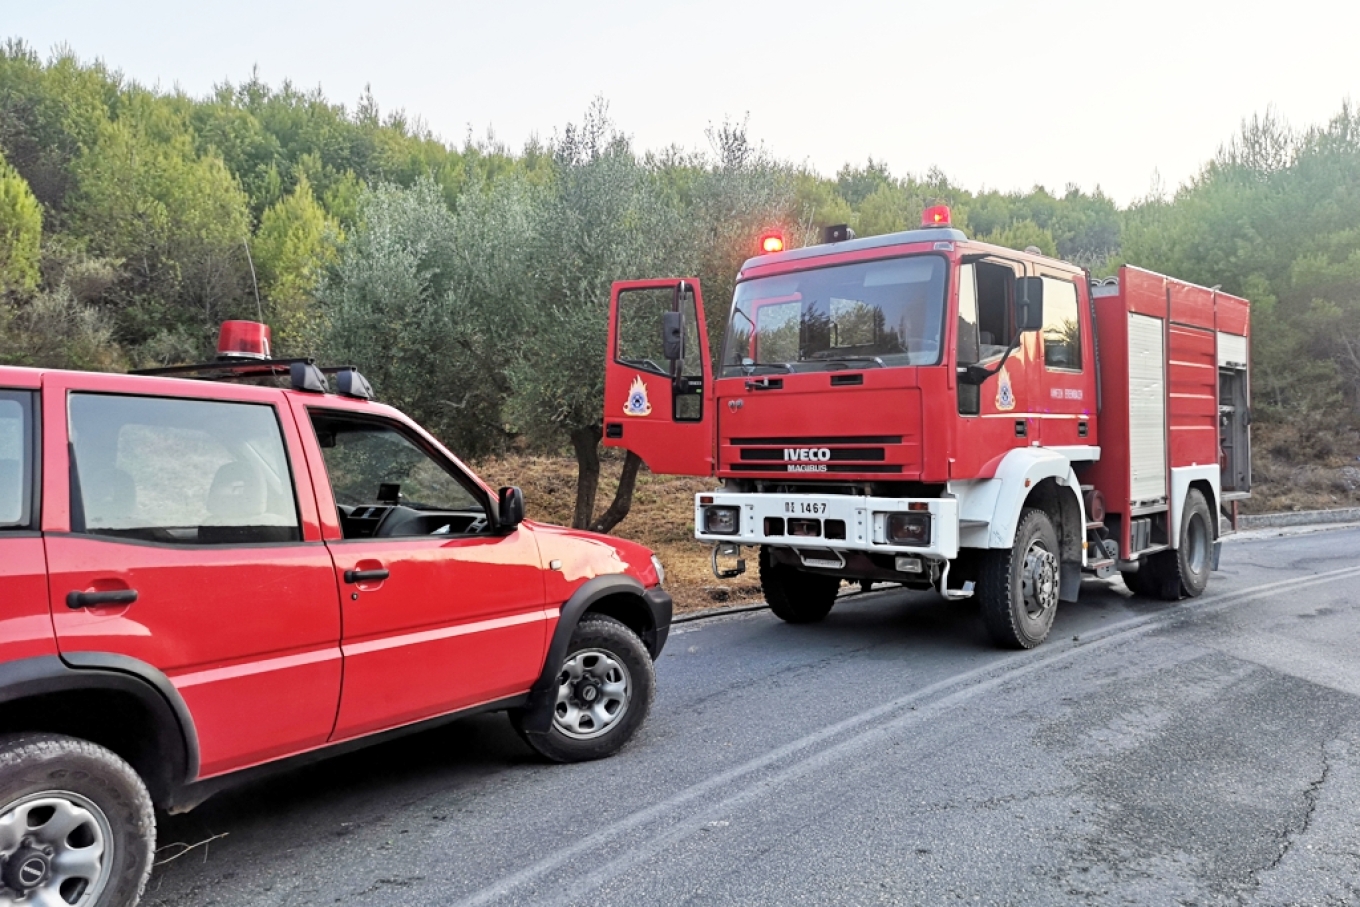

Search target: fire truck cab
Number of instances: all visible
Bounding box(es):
[603,208,1251,649]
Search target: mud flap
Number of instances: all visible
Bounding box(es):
[1060,562,1082,602]
[1212,539,1223,571]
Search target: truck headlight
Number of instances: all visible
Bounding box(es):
[886,512,931,546]
[703,505,740,535]
[650,554,666,587]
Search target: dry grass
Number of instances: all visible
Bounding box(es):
[1247,420,1360,513]
[472,451,762,613]
[473,424,1358,612]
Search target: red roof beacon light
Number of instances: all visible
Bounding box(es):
[760,233,785,254]
[216,320,273,360]
[921,205,952,227]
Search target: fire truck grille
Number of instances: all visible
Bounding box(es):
[740,448,886,462]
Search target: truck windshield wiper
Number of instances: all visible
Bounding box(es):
[811,356,885,369]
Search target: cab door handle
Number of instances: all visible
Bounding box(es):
[67,589,138,609]
[344,568,390,584]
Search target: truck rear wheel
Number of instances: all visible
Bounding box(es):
[1126,489,1213,601]
[759,547,839,624]
[978,508,1060,649]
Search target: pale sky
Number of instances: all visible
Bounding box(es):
[6,0,1358,206]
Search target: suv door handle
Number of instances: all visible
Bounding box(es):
[67,589,138,609]
[344,568,390,584]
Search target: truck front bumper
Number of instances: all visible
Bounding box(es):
[695,492,960,561]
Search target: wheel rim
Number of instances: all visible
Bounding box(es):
[1186,511,1210,576]
[0,791,113,906]
[552,648,632,740]
[1020,540,1059,621]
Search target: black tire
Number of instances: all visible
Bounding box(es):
[759,546,840,624]
[978,508,1060,649]
[510,615,655,763]
[1120,565,1160,597]
[0,733,154,907]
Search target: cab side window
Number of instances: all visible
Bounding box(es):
[0,391,34,529]
[975,260,1016,361]
[68,394,301,544]
[309,411,489,539]
[1041,276,1082,371]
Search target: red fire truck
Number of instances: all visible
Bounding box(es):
[602,207,1251,649]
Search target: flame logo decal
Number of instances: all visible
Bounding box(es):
[623,376,653,416]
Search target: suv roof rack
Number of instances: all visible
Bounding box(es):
[131,358,375,400]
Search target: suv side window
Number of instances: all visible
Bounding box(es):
[0,391,34,529]
[68,394,301,544]
[308,411,488,539]
[1041,276,1083,371]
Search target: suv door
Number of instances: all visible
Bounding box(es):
[0,379,54,663]
[42,374,343,779]
[294,403,551,741]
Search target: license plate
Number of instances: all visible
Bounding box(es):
[781,500,829,516]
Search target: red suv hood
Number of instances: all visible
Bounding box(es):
[523,521,660,589]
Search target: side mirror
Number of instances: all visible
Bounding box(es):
[661,311,685,361]
[1014,276,1045,332]
[497,486,525,530]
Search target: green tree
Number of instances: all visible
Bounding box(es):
[0,152,42,292]
[250,174,340,351]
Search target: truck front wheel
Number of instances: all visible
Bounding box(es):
[978,508,1060,649]
[759,547,840,624]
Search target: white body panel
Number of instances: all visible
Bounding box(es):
[1128,313,1168,505]
[694,493,961,560]
[1170,465,1221,547]
[1217,332,1248,369]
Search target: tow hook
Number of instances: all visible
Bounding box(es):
[711,543,746,579]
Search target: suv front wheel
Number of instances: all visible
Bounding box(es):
[511,615,656,763]
[0,734,154,907]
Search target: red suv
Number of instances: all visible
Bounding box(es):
[0,332,670,907]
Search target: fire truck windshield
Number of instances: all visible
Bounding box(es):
[721,254,948,376]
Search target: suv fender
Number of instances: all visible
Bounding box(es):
[0,654,199,800]
[519,575,672,734]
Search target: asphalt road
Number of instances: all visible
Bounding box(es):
[146,526,1360,907]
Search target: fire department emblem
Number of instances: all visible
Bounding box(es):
[996,365,1016,411]
[623,376,652,416]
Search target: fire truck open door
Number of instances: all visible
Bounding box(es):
[603,279,714,476]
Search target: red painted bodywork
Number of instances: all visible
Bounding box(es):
[603,279,715,477]
[604,239,1102,485]
[1086,266,1251,556]
[0,364,661,783]
[604,245,1248,564]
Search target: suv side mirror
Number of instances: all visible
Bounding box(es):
[661,311,685,361]
[1015,277,1044,332]
[497,486,525,530]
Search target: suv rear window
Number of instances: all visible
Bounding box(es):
[68,394,301,544]
[0,391,34,529]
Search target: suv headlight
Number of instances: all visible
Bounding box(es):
[703,505,740,535]
[650,554,666,587]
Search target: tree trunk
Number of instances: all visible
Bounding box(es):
[570,425,602,529]
[590,450,643,534]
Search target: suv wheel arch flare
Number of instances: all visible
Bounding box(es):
[0,655,198,802]
[518,575,672,736]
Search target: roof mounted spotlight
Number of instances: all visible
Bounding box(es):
[759,232,785,254]
[821,224,856,244]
